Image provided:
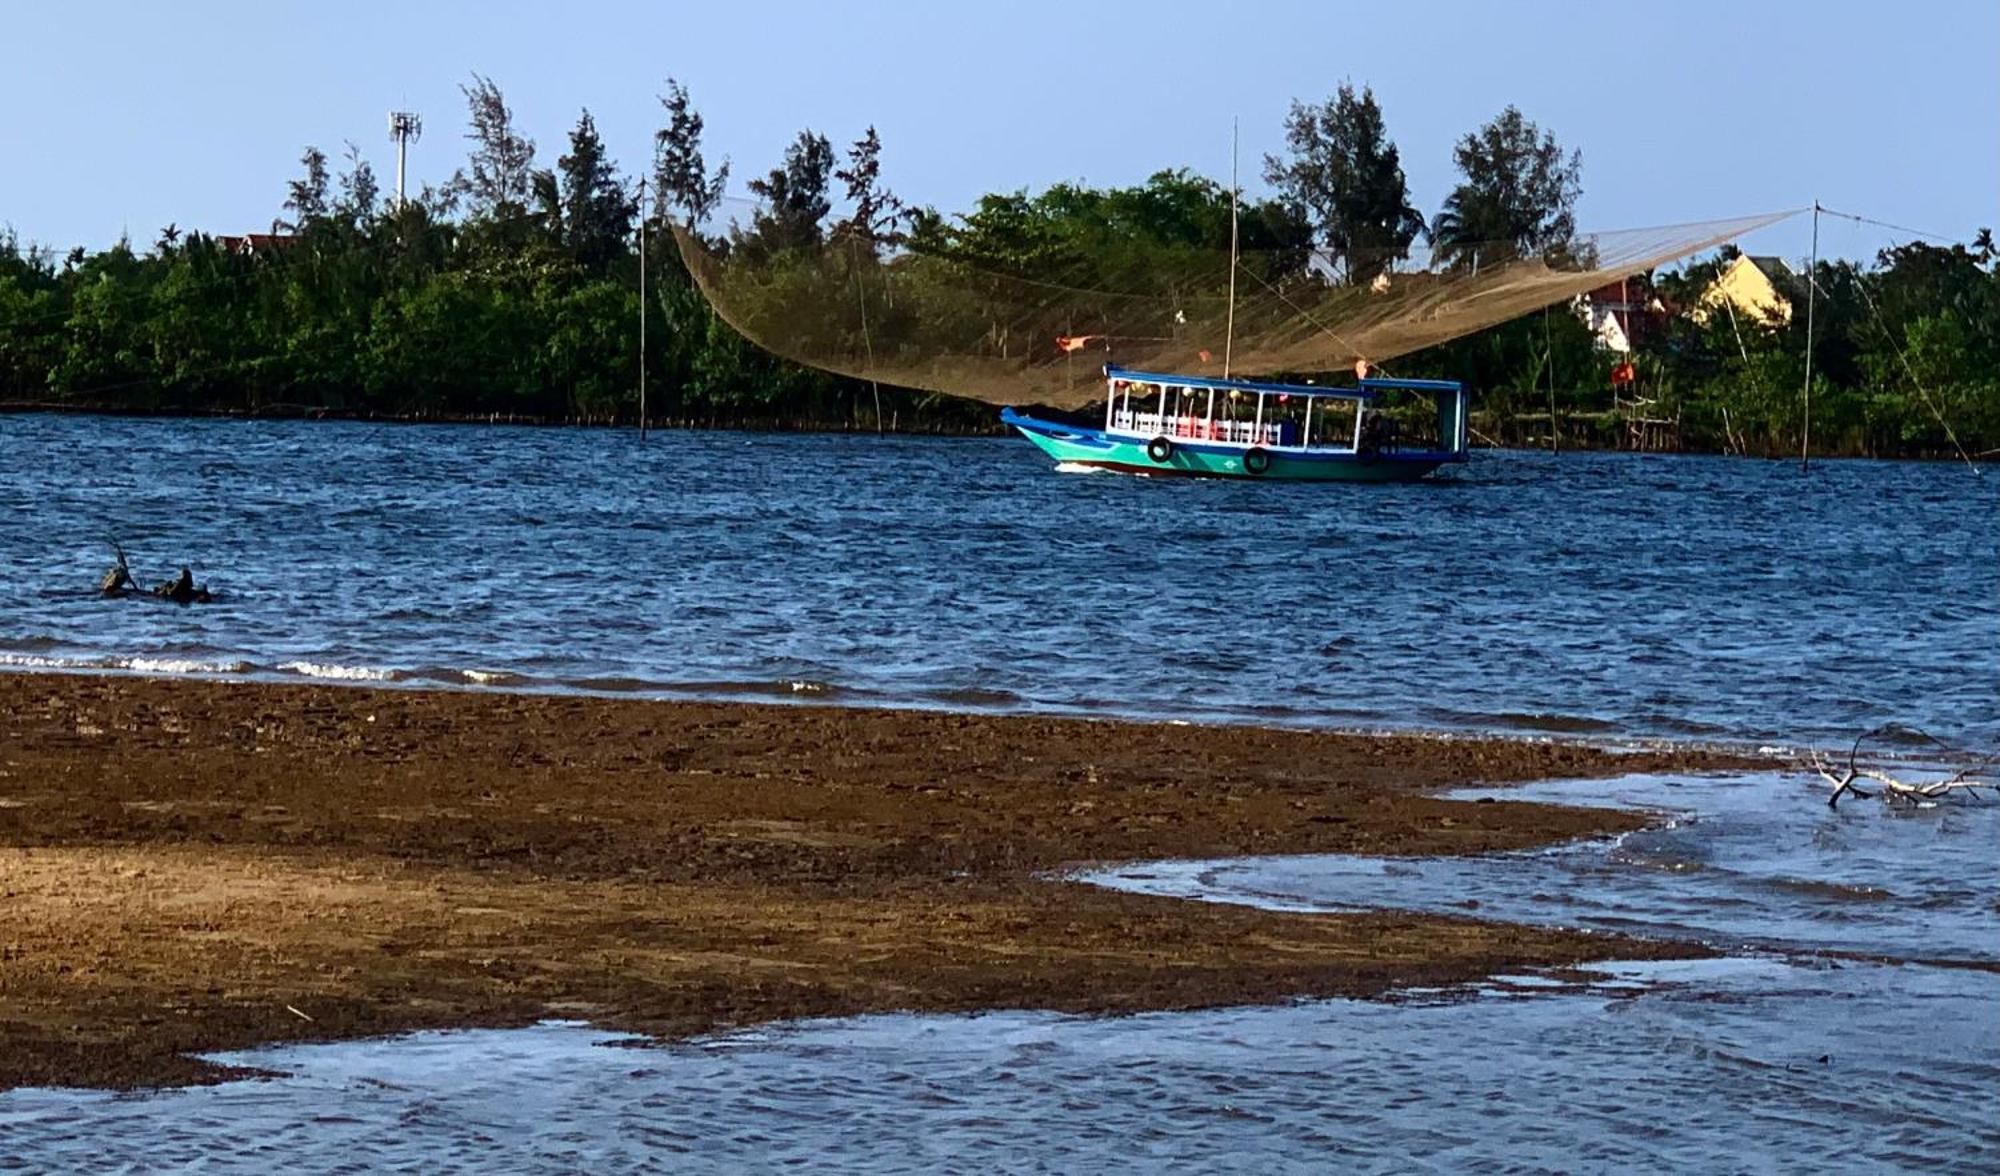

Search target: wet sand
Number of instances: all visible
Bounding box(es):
[0,672,1764,1090]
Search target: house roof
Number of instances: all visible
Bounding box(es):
[1745,255,1791,283]
[215,233,299,253]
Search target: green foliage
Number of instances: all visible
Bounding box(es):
[0,80,1991,453]
[0,78,978,427]
[832,127,903,248]
[554,110,636,272]
[1431,106,1582,260]
[652,79,729,229]
[1263,83,1424,280]
[740,130,835,259]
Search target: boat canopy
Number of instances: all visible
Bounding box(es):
[1105,365,1460,402]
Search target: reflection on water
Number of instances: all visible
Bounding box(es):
[2,417,1995,747]
[3,962,1993,1173]
[1088,772,2000,963]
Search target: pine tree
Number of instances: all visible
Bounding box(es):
[833,126,903,249]
[743,130,833,256]
[450,74,537,222]
[334,142,379,227]
[556,110,635,272]
[653,79,728,229]
[1430,106,1582,263]
[1263,84,1423,281]
[281,147,330,231]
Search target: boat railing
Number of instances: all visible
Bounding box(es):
[1112,410,1303,450]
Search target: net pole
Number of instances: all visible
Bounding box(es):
[1545,308,1559,455]
[638,178,648,441]
[1224,116,1239,380]
[1801,201,1818,472]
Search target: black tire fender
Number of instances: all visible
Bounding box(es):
[1243,446,1272,475]
[1146,435,1174,463]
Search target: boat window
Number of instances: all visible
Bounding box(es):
[1316,397,1360,451]
[1359,389,1448,452]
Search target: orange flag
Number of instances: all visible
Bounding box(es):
[1056,335,1100,353]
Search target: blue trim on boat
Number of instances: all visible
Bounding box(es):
[997,408,1468,465]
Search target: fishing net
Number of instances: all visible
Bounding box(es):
[672,203,1794,409]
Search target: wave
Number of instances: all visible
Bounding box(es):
[659,678,845,699]
[1426,708,1621,735]
[0,653,81,670]
[0,652,252,675]
[125,656,255,674]
[0,635,64,653]
[924,686,1021,707]
[275,661,402,682]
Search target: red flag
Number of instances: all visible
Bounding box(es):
[1197,349,1213,363]
[1610,360,1637,387]
[1056,334,1100,353]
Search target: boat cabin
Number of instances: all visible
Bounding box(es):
[1101,366,1469,458]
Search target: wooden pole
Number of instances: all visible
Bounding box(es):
[1801,200,1819,471]
[638,178,648,442]
[1545,308,1559,455]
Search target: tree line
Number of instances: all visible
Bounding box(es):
[0,77,1992,457]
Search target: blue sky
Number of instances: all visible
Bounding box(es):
[3,1,1993,262]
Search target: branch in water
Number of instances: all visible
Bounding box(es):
[97,543,217,604]
[1804,724,1996,809]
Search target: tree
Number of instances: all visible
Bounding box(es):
[281,146,330,231]
[451,74,537,221]
[1263,84,1424,281]
[742,130,834,256]
[334,142,379,226]
[1430,106,1582,262]
[556,109,635,271]
[832,126,903,248]
[653,79,728,229]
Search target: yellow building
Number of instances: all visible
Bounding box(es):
[1692,255,1797,326]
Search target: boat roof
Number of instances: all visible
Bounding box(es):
[1105,365,1460,401]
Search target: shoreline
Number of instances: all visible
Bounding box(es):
[0,660,1790,757]
[0,671,1766,1091]
[4,402,1987,462]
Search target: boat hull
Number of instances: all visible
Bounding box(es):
[1000,409,1462,483]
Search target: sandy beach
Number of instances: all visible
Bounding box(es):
[0,672,1765,1090]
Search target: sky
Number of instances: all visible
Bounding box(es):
[2,1,1994,264]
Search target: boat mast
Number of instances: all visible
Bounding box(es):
[1224,117,1239,380]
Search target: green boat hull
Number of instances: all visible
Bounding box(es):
[1000,410,1461,483]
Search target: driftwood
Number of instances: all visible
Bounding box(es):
[1805,724,1996,809]
[98,542,216,605]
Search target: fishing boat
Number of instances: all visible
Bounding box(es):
[1000,365,1468,482]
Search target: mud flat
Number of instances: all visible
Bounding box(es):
[0,672,1764,1089]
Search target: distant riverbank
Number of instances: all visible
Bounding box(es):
[5,395,1990,460]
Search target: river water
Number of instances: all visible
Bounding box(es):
[1,416,1996,1170]
[2,415,1995,747]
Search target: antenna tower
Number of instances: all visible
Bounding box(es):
[388,111,423,208]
